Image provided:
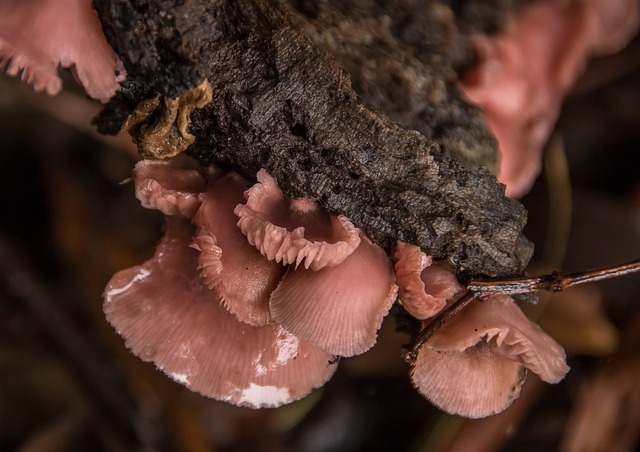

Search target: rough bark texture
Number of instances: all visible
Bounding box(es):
[93,0,533,278]
[279,0,503,171]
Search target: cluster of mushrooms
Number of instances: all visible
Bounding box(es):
[2,0,638,418]
[103,156,568,417]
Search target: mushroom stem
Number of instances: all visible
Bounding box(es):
[468,258,640,296]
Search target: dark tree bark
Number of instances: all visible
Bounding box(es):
[93,0,533,278]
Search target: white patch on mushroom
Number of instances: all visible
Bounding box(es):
[238,383,290,408]
[275,327,299,365]
[177,342,193,359]
[105,268,151,298]
[170,372,190,385]
[289,198,319,215]
[252,351,267,376]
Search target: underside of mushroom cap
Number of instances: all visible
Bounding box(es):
[411,340,526,418]
[103,217,337,408]
[394,241,464,320]
[411,295,568,418]
[134,156,214,219]
[0,0,125,102]
[192,172,282,326]
[427,295,570,383]
[235,169,361,270]
[270,235,398,357]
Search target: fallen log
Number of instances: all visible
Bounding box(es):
[93,0,532,278]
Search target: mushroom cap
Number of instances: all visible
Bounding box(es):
[462,0,639,198]
[104,217,337,408]
[428,295,570,383]
[235,169,361,270]
[412,340,526,419]
[270,235,398,357]
[192,172,282,326]
[0,0,124,102]
[394,241,464,320]
[411,295,569,418]
[134,157,213,219]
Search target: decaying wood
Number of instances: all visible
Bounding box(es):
[279,0,506,172]
[93,0,532,278]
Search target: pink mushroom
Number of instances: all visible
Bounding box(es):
[192,171,282,327]
[0,0,124,102]
[269,233,397,357]
[411,295,569,418]
[394,241,465,320]
[235,170,361,271]
[105,217,336,407]
[113,158,570,413]
[104,156,397,407]
[461,0,639,198]
[394,242,569,418]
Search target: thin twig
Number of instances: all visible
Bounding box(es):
[403,291,476,363]
[468,258,640,297]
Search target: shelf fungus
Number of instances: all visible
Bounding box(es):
[123,80,213,159]
[89,0,577,416]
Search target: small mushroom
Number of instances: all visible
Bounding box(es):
[461,0,639,198]
[270,235,398,357]
[104,217,337,408]
[411,295,569,418]
[134,157,213,219]
[235,169,361,270]
[394,241,464,320]
[0,0,125,101]
[135,158,281,326]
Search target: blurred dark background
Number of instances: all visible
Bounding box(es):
[0,35,639,452]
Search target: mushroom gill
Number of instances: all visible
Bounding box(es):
[104,217,337,408]
[411,295,569,418]
[394,241,464,320]
[104,155,399,408]
[235,169,361,271]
